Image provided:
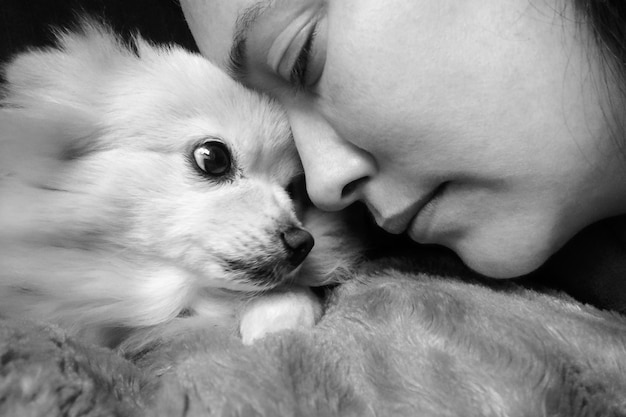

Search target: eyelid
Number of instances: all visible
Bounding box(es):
[267,13,310,72]
[289,25,316,86]
[283,23,318,84]
[293,16,327,89]
[266,9,320,83]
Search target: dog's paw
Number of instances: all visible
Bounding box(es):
[239,287,322,345]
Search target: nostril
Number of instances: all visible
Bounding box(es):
[281,227,315,267]
[341,177,367,199]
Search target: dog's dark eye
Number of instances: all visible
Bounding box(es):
[193,141,231,176]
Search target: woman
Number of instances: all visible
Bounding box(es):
[179,1,626,292]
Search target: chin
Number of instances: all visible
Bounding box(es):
[455,233,561,279]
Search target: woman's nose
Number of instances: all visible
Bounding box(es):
[288,105,376,212]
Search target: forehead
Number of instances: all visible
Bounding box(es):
[180,0,263,67]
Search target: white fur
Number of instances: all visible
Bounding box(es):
[0,22,357,351]
[239,286,323,345]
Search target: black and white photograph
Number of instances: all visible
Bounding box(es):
[1,1,626,415]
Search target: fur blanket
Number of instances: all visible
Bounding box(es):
[3,261,626,417]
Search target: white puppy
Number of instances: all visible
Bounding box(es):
[0,22,357,351]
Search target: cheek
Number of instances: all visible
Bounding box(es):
[320,0,601,164]
[137,182,300,256]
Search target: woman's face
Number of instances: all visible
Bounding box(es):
[181,0,626,277]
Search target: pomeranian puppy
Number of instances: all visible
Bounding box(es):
[0,21,359,351]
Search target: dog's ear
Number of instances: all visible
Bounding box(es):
[0,106,101,185]
[0,20,122,175]
[1,19,135,111]
[0,106,105,244]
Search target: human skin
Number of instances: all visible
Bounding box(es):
[180,0,626,278]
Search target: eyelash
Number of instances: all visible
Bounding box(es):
[289,24,318,91]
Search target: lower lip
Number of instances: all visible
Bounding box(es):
[408,182,449,242]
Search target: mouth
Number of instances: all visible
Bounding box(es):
[221,256,299,290]
[379,182,449,235]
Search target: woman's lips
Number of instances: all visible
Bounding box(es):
[379,182,449,235]
[407,182,449,240]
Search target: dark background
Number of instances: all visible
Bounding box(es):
[0,0,198,66]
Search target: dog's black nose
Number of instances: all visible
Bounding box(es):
[281,227,314,267]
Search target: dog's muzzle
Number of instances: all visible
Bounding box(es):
[280,227,314,267]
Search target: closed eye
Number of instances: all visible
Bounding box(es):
[228,2,327,94]
[271,12,326,93]
[289,15,328,92]
[290,23,317,89]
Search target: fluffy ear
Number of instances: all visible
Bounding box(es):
[0,103,100,184]
[0,20,122,181]
[1,19,135,111]
[0,105,109,247]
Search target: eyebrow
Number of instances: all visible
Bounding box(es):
[228,1,274,83]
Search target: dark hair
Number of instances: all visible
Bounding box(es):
[577,1,626,74]
[575,0,626,137]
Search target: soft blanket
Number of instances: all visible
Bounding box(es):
[2,260,626,417]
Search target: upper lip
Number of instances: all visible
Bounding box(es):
[377,184,445,234]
